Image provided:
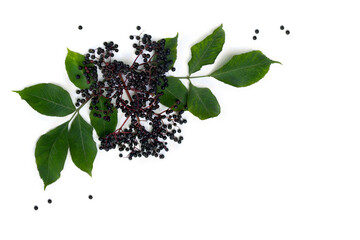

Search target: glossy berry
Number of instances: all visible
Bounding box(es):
[286,30,290,35]
[34,205,38,210]
[136,26,141,30]
[78,25,83,30]
[253,36,257,40]
[48,199,52,204]
[88,195,93,200]
[255,29,259,34]
[76,27,187,160]
[280,25,284,30]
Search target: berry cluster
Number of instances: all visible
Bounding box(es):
[75,26,186,159]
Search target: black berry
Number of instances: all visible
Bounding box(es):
[255,29,259,34]
[253,36,257,40]
[286,30,290,35]
[48,199,52,204]
[88,195,93,200]
[75,28,188,160]
[78,25,83,30]
[34,205,38,210]
[280,25,284,30]
[136,26,141,30]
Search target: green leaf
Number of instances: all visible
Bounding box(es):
[163,34,178,70]
[69,114,97,176]
[210,50,280,87]
[154,34,178,71]
[187,83,220,120]
[65,48,93,89]
[14,83,75,116]
[158,77,188,110]
[35,121,69,189]
[90,96,118,137]
[188,24,225,75]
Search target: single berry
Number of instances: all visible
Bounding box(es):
[286,30,290,35]
[76,75,80,79]
[255,29,259,34]
[34,205,38,210]
[253,36,257,40]
[280,25,285,30]
[48,199,52,204]
[78,25,83,30]
[136,26,141,30]
[88,195,93,200]
[129,35,134,40]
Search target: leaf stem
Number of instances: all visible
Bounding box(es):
[174,75,210,79]
[69,97,91,123]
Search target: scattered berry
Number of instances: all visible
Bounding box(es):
[34,205,38,210]
[48,199,52,204]
[78,25,83,30]
[136,26,141,30]
[253,36,257,40]
[255,29,259,34]
[280,25,284,30]
[286,30,290,35]
[88,195,93,200]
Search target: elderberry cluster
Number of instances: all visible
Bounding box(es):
[74,26,186,159]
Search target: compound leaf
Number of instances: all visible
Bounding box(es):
[89,96,118,137]
[69,114,97,176]
[210,50,280,87]
[187,83,220,120]
[188,24,225,75]
[65,49,93,89]
[14,83,75,117]
[35,121,69,189]
[158,76,188,110]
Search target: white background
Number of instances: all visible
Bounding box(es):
[1,0,360,239]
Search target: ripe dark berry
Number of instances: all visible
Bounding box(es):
[78,66,83,70]
[34,205,38,210]
[280,25,284,30]
[48,199,52,204]
[255,29,259,34]
[78,25,83,30]
[136,26,141,30]
[286,30,290,35]
[88,195,93,200]
[75,28,188,160]
[76,75,80,79]
[253,36,257,40]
